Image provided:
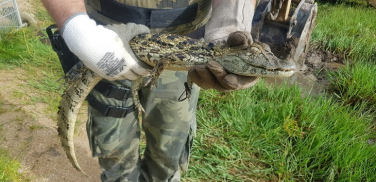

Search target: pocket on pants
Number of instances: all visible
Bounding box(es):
[179,125,195,172]
[86,106,124,158]
[87,105,140,158]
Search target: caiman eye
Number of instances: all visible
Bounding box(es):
[250,46,261,54]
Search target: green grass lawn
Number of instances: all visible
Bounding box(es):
[327,62,376,111]
[312,3,376,62]
[0,2,375,181]
[312,2,376,112]
[183,81,375,181]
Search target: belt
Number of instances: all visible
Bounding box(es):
[87,94,136,118]
[93,81,132,101]
[98,0,206,28]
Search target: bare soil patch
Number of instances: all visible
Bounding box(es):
[14,0,34,13]
[0,69,101,181]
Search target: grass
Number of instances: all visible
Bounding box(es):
[0,150,25,182]
[0,0,62,113]
[0,27,63,113]
[317,0,370,6]
[327,61,376,111]
[0,28,60,71]
[311,4,376,62]
[183,81,375,181]
[312,3,376,112]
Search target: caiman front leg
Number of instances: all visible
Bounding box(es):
[144,60,170,89]
[131,60,170,117]
[131,78,144,117]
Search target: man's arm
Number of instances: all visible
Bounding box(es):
[40,0,150,81]
[41,0,86,28]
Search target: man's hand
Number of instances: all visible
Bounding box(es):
[188,31,259,92]
[189,0,259,92]
[62,14,150,81]
[188,61,259,92]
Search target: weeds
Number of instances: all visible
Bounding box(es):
[0,28,59,70]
[0,27,63,113]
[327,61,376,111]
[29,125,44,131]
[311,4,376,62]
[317,0,370,6]
[0,150,24,182]
[184,81,376,181]
[0,108,6,115]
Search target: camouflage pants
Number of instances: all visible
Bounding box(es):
[86,71,200,182]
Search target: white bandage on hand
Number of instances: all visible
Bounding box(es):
[204,0,255,44]
[62,14,150,81]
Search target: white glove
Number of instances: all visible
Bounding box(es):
[204,0,255,43]
[62,13,150,81]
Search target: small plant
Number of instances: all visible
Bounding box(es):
[0,150,24,182]
[29,125,44,131]
[327,61,376,111]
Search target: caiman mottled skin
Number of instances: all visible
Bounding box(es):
[130,33,295,76]
[57,32,296,175]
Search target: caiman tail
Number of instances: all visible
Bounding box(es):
[57,62,101,176]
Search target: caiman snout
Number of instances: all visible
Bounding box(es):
[267,58,297,71]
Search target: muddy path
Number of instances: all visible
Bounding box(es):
[265,43,346,95]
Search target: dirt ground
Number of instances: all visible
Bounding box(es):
[0,1,346,181]
[0,69,101,181]
[265,43,346,95]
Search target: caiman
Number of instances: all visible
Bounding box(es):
[57,28,296,175]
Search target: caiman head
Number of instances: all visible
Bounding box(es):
[215,42,297,77]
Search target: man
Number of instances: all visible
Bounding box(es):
[41,0,259,181]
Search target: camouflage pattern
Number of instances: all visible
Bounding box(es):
[83,1,206,180]
[85,0,212,34]
[87,71,200,181]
